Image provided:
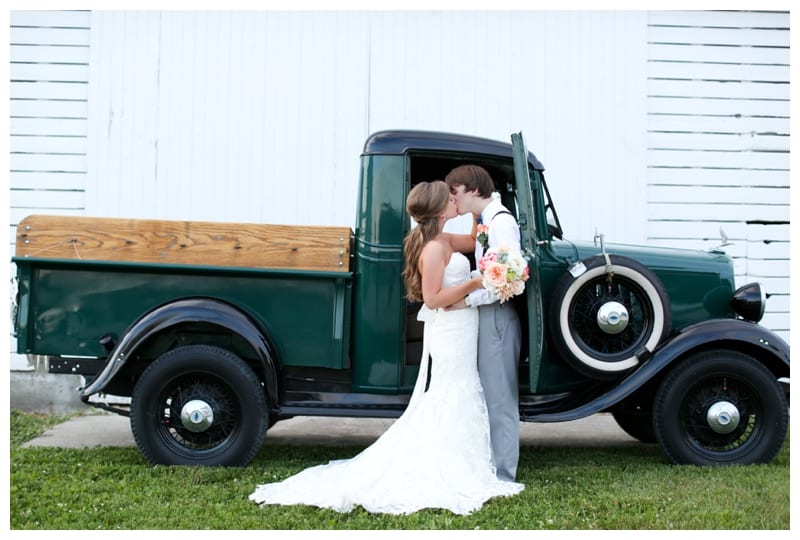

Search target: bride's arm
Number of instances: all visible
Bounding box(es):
[420,242,482,309]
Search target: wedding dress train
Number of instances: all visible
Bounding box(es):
[249,252,524,515]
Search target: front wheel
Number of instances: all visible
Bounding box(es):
[653,350,788,465]
[131,345,268,466]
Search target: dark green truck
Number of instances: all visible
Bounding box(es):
[12,131,789,467]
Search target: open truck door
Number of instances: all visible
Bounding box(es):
[511,132,544,391]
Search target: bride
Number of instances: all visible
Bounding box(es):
[249,180,524,515]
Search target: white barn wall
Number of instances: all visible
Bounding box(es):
[85,11,649,245]
[645,11,790,341]
[87,11,372,228]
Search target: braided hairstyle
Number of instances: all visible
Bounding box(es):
[402,180,450,302]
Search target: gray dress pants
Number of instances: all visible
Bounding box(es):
[477,301,521,482]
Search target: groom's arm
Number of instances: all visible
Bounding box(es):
[487,213,521,252]
[442,232,476,254]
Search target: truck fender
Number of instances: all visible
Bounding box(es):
[644,318,789,376]
[80,298,279,409]
[525,318,789,423]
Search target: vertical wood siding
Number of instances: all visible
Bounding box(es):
[645,11,790,342]
[84,11,648,242]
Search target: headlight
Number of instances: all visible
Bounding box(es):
[731,282,766,322]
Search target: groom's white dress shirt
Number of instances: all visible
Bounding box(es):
[466,198,521,307]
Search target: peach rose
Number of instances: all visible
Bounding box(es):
[482,261,508,290]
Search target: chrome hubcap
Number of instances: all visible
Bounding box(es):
[596,301,629,334]
[180,399,214,432]
[706,401,741,434]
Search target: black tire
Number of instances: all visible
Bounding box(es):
[548,254,671,379]
[653,350,788,465]
[612,408,656,444]
[131,345,268,467]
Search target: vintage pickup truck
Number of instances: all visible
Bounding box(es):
[12,130,789,468]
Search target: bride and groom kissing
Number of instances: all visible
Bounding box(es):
[250,164,526,515]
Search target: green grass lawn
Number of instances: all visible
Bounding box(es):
[9,410,790,530]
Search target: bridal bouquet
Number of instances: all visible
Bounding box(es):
[477,246,530,303]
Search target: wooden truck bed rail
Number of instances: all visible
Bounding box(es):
[15,215,352,273]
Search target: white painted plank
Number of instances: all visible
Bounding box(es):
[11,63,90,82]
[11,99,88,118]
[648,185,788,205]
[11,10,91,28]
[647,202,789,222]
[647,97,788,117]
[746,224,790,242]
[646,224,792,249]
[648,43,790,65]
[646,220,749,240]
[648,115,788,134]
[648,26,789,48]
[648,79,789,100]
[648,61,788,83]
[10,82,88,100]
[10,190,85,209]
[10,27,91,46]
[646,166,788,188]
[11,153,86,172]
[733,259,748,277]
[648,11,789,29]
[10,171,87,191]
[745,258,790,278]
[647,149,788,170]
[11,135,86,154]
[10,117,87,137]
[10,44,90,63]
[647,132,788,152]
[760,312,789,332]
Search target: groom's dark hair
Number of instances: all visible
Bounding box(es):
[444,164,495,198]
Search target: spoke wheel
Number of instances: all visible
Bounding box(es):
[653,350,788,465]
[548,255,671,379]
[131,345,267,466]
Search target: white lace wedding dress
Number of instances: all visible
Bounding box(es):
[249,252,524,515]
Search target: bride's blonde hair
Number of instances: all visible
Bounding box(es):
[402,181,450,302]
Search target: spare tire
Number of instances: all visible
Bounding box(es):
[548,254,671,379]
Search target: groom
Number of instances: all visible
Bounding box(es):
[445,164,522,482]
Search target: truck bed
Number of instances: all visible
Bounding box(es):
[15,215,352,272]
[13,214,354,367]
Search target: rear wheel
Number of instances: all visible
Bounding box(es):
[653,350,788,465]
[131,344,267,466]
